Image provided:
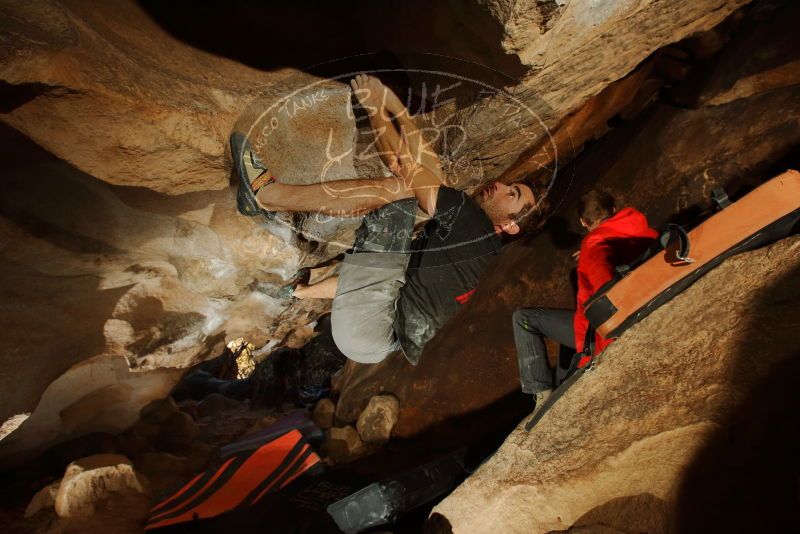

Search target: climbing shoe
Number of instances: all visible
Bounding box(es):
[230,132,277,217]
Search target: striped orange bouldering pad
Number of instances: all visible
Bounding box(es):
[145,429,322,530]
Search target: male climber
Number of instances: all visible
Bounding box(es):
[513,190,657,412]
[231,75,545,365]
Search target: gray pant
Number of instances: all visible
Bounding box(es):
[512,307,575,394]
[330,198,417,364]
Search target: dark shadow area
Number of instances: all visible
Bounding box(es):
[141,390,528,533]
[673,353,800,532]
[0,80,73,114]
[0,120,235,222]
[541,215,584,252]
[0,263,132,423]
[553,493,668,534]
[2,121,241,229]
[667,0,800,109]
[136,0,526,109]
[0,123,128,254]
[175,329,348,410]
[137,0,393,75]
[4,207,123,255]
[672,262,800,533]
[655,135,800,231]
[118,296,207,358]
[548,93,800,237]
[0,432,120,509]
[0,123,190,251]
[423,513,454,534]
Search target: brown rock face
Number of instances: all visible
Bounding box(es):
[55,454,150,519]
[22,453,154,533]
[0,124,328,464]
[195,393,246,418]
[0,1,268,193]
[446,0,751,182]
[334,1,800,439]
[312,398,336,430]
[25,480,60,518]
[433,237,800,533]
[133,452,196,496]
[0,0,747,191]
[321,425,366,462]
[0,0,776,464]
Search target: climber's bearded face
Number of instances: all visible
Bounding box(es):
[474,181,534,235]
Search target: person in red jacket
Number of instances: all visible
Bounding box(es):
[512,190,658,412]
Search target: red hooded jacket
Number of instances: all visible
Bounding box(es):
[574,207,658,361]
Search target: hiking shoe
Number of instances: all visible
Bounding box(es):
[276,267,311,300]
[230,132,276,217]
[531,388,552,419]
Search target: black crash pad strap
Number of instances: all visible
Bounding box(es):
[659,223,694,264]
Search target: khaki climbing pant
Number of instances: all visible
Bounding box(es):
[331,198,418,364]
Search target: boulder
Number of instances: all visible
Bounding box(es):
[115,396,201,457]
[312,399,336,430]
[25,479,61,518]
[54,454,151,520]
[133,452,195,495]
[356,395,400,444]
[432,237,800,532]
[133,451,193,477]
[116,400,178,458]
[321,426,366,462]
[286,332,348,406]
[333,5,800,438]
[196,393,246,418]
[139,397,181,425]
[156,411,201,454]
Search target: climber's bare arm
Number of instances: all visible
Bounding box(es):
[256,177,413,217]
[255,145,439,218]
[257,75,446,218]
[350,74,444,215]
[395,155,441,216]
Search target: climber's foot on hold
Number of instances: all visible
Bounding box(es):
[230,132,278,217]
